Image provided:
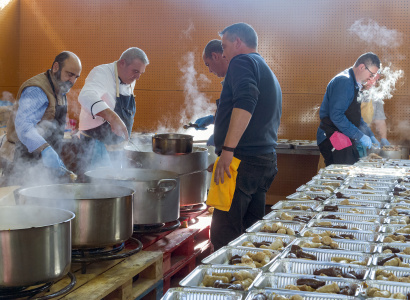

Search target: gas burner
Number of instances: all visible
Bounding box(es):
[72,237,142,273]
[180,202,207,213]
[0,272,76,300]
[133,219,181,234]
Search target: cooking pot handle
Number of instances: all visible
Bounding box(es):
[147,179,177,199]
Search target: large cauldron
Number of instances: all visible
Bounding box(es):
[15,183,134,248]
[0,205,74,288]
[85,168,180,224]
[125,146,208,206]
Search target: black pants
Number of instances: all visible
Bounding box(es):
[318,138,359,167]
[210,152,278,251]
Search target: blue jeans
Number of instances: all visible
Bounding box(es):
[210,152,278,250]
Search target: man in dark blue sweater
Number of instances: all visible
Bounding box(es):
[210,23,282,250]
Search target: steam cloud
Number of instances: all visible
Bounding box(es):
[349,19,404,48]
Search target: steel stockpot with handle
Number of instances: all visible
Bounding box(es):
[0,205,74,288]
[15,183,134,248]
[85,168,180,224]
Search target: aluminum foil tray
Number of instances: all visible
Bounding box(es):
[344,178,395,188]
[340,183,393,192]
[315,212,385,223]
[354,161,384,168]
[271,200,321,211]
[369,265,410,281]
[245,289,355,300]
[373,253,410,267]
[323,198,388,209]
[392,198,410,204]
[162,287,244,300]
[286,192,331,201]
[293,237,380,253]
[385,208,410,217]
[390,203,410,210]
[268,258,370,279]
[306,179,342,187]
[201,246,280,271]
[364,280,410,298]
[350,173,400,181]
[296,184,336,193]
[263,210,317,223]
[228,233,296,250]
[300,227,380,242]
[281,247,373,266]
[378,233,410,243]
[335,188,391,196]
[292,141,319,150]
[179,265,262,291]
[320,205,383,215]
[246,220,306,236]
[313,174,347,181]
[275,142,292,149]
[385,216,410,224]
[306,219,382,232]
[378,242,410,254]
[249,273,362,296]
[381,223,410,234]
[319,169,351,176]
[327,193,393,202]
[323,164,355,171]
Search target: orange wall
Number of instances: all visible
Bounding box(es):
[0,0,409,141]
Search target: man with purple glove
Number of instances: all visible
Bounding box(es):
[317,52,381,166]
[0,52,82,185]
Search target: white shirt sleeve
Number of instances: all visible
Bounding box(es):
[78,65,112,116]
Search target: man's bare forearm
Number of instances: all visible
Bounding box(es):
[374,119,387,139]
[223,108,252,148]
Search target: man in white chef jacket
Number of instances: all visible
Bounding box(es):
[77,47,149,171]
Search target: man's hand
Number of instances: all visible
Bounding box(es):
[97,108,129,140]
[214,150,234,185]
[381,138,390,146]
[359,135,372,149]
[194,115,214,130]
[370,136,381,148]
[41,146,66,176]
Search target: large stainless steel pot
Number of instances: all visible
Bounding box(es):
[85,168,180,224]
[152,133,193,155]
[0,205,74,288]
[125,146,208,206]
[15,183,134,248]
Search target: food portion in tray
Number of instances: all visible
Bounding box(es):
[377,254,410,268]
[200,269,256,290]
[367,286,408,299]
[248,293,303,300]
[284,279,356,296]
[278,212,314,223]
[298,235,339,249]
[303,229,356,240]
[260,222,297,235]
[374,268,410,283]
[229,250,277,268]
[241,237,288,251]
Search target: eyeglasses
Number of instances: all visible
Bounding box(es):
[364,65,376,78]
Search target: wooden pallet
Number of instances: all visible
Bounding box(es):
[144,211,213,292]
[39,250,163,300]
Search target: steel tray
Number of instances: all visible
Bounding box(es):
[300,227,380,242]
[281,247,373,266]
[271,200,321,211]
[286,192,331,201]
[323,198,388,209]
[179,265,262,291]
[228,233,296,251]
[293,237,380,253]
[373,253,410,267]
[306,219,382,233]
[162,287,244,300]
[249,273,362,296]
[268,258,370,280]
[246,220,306,235]
[201,246,280,271]
[315,212,385,223]
[245,289,355,300]
[364,280,410,298]
[263,210,317,223]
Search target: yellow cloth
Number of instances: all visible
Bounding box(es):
[206,156,241,211]
[361,101,374,124]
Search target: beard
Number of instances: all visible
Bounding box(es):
[55,69,73,94]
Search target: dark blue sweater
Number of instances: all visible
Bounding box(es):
[214,53,282,156]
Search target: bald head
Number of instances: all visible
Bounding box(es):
[51,51,82,93]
